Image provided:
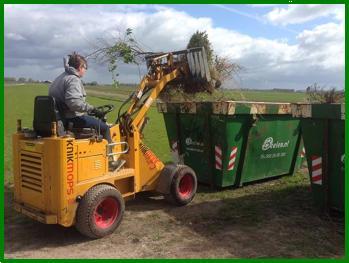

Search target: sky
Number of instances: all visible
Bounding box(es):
[4,4,345,90]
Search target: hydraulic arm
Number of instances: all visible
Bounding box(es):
[117,47,211,136]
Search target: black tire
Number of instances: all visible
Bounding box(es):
[75,184,125,239]
[165,165,197,206]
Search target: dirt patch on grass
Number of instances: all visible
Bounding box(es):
[4,173,344,259]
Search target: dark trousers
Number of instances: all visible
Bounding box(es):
[67,115,112,143]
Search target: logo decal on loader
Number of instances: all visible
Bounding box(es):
[66,140,74,195]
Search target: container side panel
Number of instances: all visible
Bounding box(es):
[301,119,327,211]
[328,120,344,211]
[211,115,226,187]
[179,114,211,184]
[212,115,248,187]
[241,116,300,184]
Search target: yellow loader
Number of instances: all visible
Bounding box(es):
[13,47,211,238]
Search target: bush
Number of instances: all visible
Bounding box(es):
[306,83,344,103]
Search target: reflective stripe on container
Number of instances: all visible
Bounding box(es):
[215,145,222,170]
[227,146,238,171]
[311,156,322,185]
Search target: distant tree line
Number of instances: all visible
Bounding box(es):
[5,77,102,86]
[5,77,51,83]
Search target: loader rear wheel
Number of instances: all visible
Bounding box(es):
[75,184,124,239]
[165,165,197,206]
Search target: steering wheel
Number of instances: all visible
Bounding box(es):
[95,104,114,115]
[89,104,114,121]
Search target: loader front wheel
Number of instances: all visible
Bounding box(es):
[165,165,197,206]
[75,184,124,239]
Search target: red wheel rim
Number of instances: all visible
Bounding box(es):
[178,174,194,198]
[94,197,119,229]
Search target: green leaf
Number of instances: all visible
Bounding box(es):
[126,28,133,35]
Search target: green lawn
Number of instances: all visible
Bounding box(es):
[85,84,308,103]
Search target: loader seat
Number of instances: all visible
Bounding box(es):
[33,96,97,139]
[33,96,66,137]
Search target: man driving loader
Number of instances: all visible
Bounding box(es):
[13,47,211,238]
[48,52,112,143]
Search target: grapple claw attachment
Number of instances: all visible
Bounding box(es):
[145,47,211,82]
[186,47,211,82]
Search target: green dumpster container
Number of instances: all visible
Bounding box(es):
[158,101,302,188]
[292,103,345,212]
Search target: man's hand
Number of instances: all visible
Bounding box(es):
[89,107,104,119]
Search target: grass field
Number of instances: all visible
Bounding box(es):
[4,83,307,185]
[84,84,308,103]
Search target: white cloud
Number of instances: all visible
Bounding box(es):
[209,18,344,88]
[6,32,26,41]
[265,4,344,25]
[296,22,344,69]
[4,4,345,89]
